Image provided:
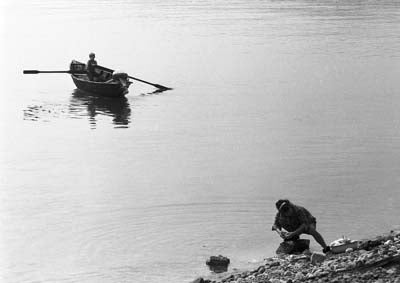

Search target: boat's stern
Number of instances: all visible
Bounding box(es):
[70,60,86,73]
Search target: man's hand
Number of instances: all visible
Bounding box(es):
[283,232,296,240]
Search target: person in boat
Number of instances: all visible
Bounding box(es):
[86,52,97,81]
[105,71,129,86]
[272,199,331,253]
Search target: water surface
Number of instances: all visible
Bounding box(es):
[1,0,400,282]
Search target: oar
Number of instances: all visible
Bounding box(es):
[85,65,171,90]
[126,75,172,91]
[23,70,86,74]
[24,70,72,74]
[24,70,172,91]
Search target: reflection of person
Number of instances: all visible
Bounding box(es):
[86,52,97,81]
[272,199,331,253]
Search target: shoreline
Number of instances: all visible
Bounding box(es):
[194,230,400,283]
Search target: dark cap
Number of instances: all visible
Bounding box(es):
[275,199,290,211]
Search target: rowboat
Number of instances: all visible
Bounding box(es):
[23,61,170,95]
[69,60,132,97]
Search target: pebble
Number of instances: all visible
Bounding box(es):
[384,240,393,245]
[269,261,280,267]
[386,268,395,274]
[283,270,293,277]
[295,271,304,280]
[310,252,326,265]
[361,271,373,279]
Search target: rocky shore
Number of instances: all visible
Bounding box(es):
[193,230,400,283]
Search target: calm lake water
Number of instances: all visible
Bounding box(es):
[1,0,400,282]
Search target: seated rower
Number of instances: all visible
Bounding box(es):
[86,52,97,81]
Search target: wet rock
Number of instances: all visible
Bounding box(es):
[207,255,230,266]
[206,255,230,273]
[276,239,310,255]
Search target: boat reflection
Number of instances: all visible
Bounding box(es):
[69,89,131,128]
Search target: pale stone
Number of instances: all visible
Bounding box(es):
[295,271,304,280]
[386,268,396,274]
[384,240,393,245]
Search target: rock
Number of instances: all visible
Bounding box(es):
[386,268,396,274]
[311,252,326,265]
[345,248,353,253]
[295,271,305,280]
[284,270,293,277]
[206,255,230,273]
[384,239,393,245]
[192,278,205,283]
[207,255,230,266]
[276,239,310,254]
[361,271,373,279]
[269,261,280,267]
[257,266,266,273]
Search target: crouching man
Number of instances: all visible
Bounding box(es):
[272,199,331,253]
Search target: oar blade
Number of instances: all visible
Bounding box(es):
[127,75,172,91]
[23,70,40,74]
[154,84,173,91]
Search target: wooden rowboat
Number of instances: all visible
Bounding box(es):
[23,61,170,95]
[70,60,132,97]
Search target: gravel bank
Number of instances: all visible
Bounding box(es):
[194,231,400,283]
